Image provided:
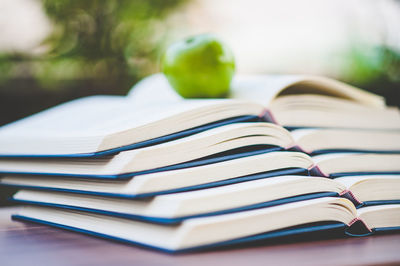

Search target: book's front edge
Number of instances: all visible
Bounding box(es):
[372,226,400,234]
[178,221,347,253]
[0,115,261,158]
[1,167,310,198]
[11,214,175,253]
[12,214,347,253]
[0,145,284,180]
[330,172,400,178]
[357,200,400,208]
[11,191,339,225]
[310,149,400,156]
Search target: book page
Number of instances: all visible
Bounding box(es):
[0,95,234,138]
[335,175,400,189]
[231,74,385,108]
[127,73,300,107]
[127,73,385,109]
[231,74,301,105]
[127,73,183,107]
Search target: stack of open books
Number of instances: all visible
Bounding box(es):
[1,74,400,252]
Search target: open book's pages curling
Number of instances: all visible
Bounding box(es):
[0,151,399,180]
[0,97,269,157]
[1,74,399,158]
[2,73,400,252]
[130,73,400,130]
[10,175,400,223]
[0,123,297,177]
[312,153,400,177]
[232,75,400,130]
[291,128,400,154]
[12,197,400,252]
[0,122,400,180]
[0,151,315,195]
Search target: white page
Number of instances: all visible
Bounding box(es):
[335,175,400,188]
[127,73,183,107]
[230,74,301,105]
[127,73,284,107]
[0,95,234,138]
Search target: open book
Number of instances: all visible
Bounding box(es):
[12,197,400,252]
[0,151,314,193]
[132,73,400,130]
[1,151,399,197]
[10,175,400,224]
[0,97,266,157]
[0,123,399,180]
[0,74,399,158]
[2,73,400,252]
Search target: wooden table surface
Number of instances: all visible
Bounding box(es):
[1,207,400,266]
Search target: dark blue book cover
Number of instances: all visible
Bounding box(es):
[12,214,399,253]
[11,192,338,225]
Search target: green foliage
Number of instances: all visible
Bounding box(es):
[0,0,187,91]
[344,45,400,106]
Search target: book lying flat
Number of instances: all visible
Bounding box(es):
[0,122,294,177]
[1,74,399,158]
[5,73,400,253]
[291,128,400,155]
[0,151,314,196]
[334,175,400,207]
[312,153,400,177]
[0,149,398,181]
[2,152,400,199]
[10,175,400,224]
[0,96,267,157]
[1,122,400,182]
[131,73,400,130]
[231,75,400,130]
[12,197,400,252]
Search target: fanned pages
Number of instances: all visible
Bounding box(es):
[231,74,385,107]
[0,124,298,177]
[0,151,314,195]
[1,73,399,158]
[313,153,400,177]
[291,128,400,154]
[13,198,400,252]
[128,73,400,129]
[13,198,356,251]
[9,175,400,218]
[1,151,399,179]
[0,96,266,156]
[3,73,400,253]
[231,75,400,129]
[335,175,400,205]
[11,176,343,222]
[129,73,385,107]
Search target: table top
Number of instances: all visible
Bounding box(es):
[1,207,400,266]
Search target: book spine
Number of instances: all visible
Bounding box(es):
[259,108,278,124]
[345,218,373,236]
[308,165,328,177]
[287,144,309,154]
[339,190,362,207]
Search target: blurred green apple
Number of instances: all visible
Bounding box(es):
[161,34,235,98]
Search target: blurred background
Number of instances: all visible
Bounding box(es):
[0,0,399,203]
